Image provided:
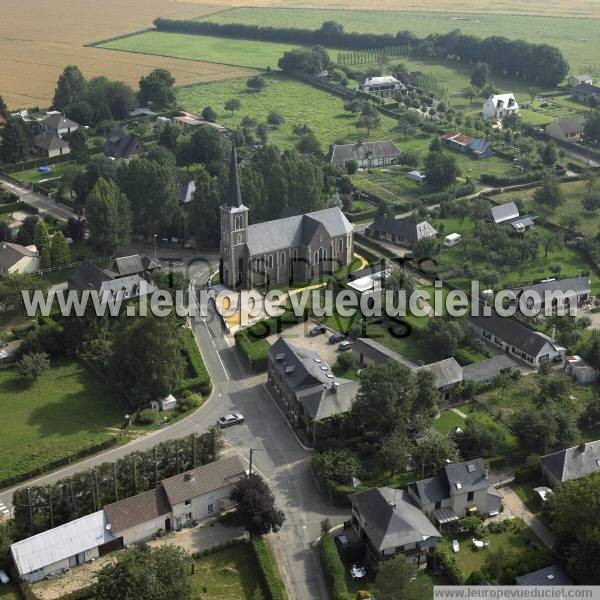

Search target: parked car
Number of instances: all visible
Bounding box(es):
[217,413,244,428]
[308,325,326,337]
[339,340,353,351]
[329,332,346,344]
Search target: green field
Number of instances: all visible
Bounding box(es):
[0,359,126,484]
[100,31,309,70]
[11,162,73,185]
[178,73,398,150]
[204,7,600,74]
[189,543,264,599]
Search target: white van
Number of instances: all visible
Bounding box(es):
[444,233,462,247]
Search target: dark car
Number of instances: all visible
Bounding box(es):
[217,412,244,428]
[329,332,346,344]
[308,325,326,337]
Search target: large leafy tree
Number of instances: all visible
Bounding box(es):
[0,95,8,119]
[111,315,185,407]
[373,555,432,600]
[0,117,31,163]
[96,545,192,600]
[86,177,131,252]
[188,165,222,248]
[413,431,460,477]
[424,149,459,189]
[138,69,175,109]
[533,172,565,209]
[0,272,47,319]
[53,65,88,111]
[50,231,71,267]
[230,473,285,536]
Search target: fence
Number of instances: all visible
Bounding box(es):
[35,255,112,276]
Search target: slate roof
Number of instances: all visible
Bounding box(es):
[329,141,401,164]
[104,487,171,535]
[349,488,440,552]
[161,455,247,507]
[509,216,535,230]
[246,207,352,256]
[416,358,463,388]
[352,337,418,369]
[111,254,159,276]
[573,82,600,96]
[129,108,157,117]
[269,337,358,421]
[33,133,70,152]
[540,439,600,483]
[104,128,143,158]
[545,115,587,137]
[69,261,112,291]
[468,138,492,156]
[369,214,438,242]
[41,113,78,131]
[463,354,517,382]
[491,201,519,224]
[470,311,558,357]
[516,565,573,586]
[180,180,196,203]
[511,276,590,299]
[0,242,37,270]
[10,511,114,576]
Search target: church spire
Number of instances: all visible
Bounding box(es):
[227,143,242,208]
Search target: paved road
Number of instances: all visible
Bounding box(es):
[0,177,76,221]
[0,259,344,600]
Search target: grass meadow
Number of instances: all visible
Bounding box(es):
[203,7,600,75]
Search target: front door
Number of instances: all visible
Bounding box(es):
[165,517,171,532]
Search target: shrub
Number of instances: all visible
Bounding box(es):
[17,352,50,382]
[250,536,288,600]
[137,408,157,425]
[437,548,464,584]
[336,352,356,372]
[459,515,483,534]
[320,533,348,600]
[178,327,211,394]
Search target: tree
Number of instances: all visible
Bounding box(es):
[278,47,331,75]
[312,448,362,485]
[158,121,181,151]
[422,317,467,359]
[345,160,358,175]
[17,352,50,383]
[96,545,192,600]
[246,75,266,92]
[296,131,322,156]
[0,95,7,119]
[68,129,88,163]
[86,177,131,252]
[320,21,344,36]
[138,68,175,110]
[0,117,30,163]
[50,231,70,267]
[470,63,491,88]
[0,521,14,573]
[424,149,459,189]
[230,473,285,535]
[177,126,226,167]
[381,429,412,475]
[510,406,558,453]
[584,110,600,144]
[257,122,269,145]
[533,173,564,209]
[462,86,478,105]
[0,272,47,319]
[384,265,417,309]
[53,65,87,111]
[540,142,558,166]
[202,106,217,122]
[373,555,431,600]
[111,315,185,406]
[267,110,285,128]
[456,414,508,458]
[583,179,600,213]
[188,165,222,248]
[224,98,241,116]
[580,330,600,370]
[34,220,51,258]
[413,431,460,477]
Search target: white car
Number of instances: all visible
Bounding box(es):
[217,413,244,428]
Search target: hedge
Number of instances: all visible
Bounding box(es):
[0,201,23,215]
[345,208,379,223]
[178,327,211,395]
[251,536,289,600]
[0,153,72,174]
[437,548,464,584]
[320,532,349,600]
[514,462,541,483]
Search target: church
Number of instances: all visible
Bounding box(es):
[220,148,354,289]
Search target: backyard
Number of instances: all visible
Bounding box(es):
[0,359,127,485]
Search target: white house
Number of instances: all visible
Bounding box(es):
[10,511,116,583]
[0,242,40,274]
[482,93,519,120]
[358,75,405,98]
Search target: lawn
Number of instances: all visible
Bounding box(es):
[0,358,126,484]
[432,408,465,435]
[189,542,265,599]
[0,585,20,600]
[203,7,600,74]
[178,73,399,150]
[11,161,73,186]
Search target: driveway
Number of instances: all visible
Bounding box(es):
[500,486,555,548]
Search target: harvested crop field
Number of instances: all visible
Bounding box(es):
[0,0,251,109]
[183,0,600,19]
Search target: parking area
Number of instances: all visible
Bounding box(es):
[265,320,347,366]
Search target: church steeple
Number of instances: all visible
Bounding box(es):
[227,144,242,208]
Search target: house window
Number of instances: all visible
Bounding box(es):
[235,216,240,229]
[207,503,214,514]
[435,501,441,509]
[314,251,319,264]
[185,512,192,520]
[293,249,298,260]
[268,255,273,268]
[237,234,242,244]
[256,258,260,271]
[184,499,192,506]
[467,491,474,502]
[281,252,285,265]
[338,238,343,251]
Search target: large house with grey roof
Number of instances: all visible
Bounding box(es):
[40,112,79,137]
[267,337,359,444]
[0,242,40,274]
[347,487,441,568]
[366,214,438,248]
[407,459,502,531]
[540,440,600,487]
[509,276,590,313]
[220,147,353,289]
[328,141,401,168]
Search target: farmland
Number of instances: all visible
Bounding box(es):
[204,6,600,73]
[0,0,244,109]
[177,73,399,150]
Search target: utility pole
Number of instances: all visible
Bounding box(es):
[70,481,76,520]
[113,462,119,501]
[48,488,54,529]
[176,439,180,474]
[154,447,159,486]
[191,433,197,468]
[133,455,138,494]
[27,488,34,535]
[249,449,254,475]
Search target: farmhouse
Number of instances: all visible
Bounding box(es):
[441,132,493,159]
[40,112,79,137]
[347,488,441,568]
[328,141,401,168]
[540,440,600,487]
[571,82,600,104]
[570,74,594,86]
[366,214,437,247]
[470,311,566,367]
[545,116,587,142]
[104,128,144,159]
[267,337,359,444]
[32,133,70,158]
[482,93,519,120]
[10,511,117,583]
[462,354,517,384]
[407,458,502,530]
[357,75,404,98]
[509,276,591,312]
[220,147,353,289]
[0,242,40,274]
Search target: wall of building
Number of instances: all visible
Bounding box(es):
[171,485,237,528]
[8,255,40,274]
[116,515,172,546]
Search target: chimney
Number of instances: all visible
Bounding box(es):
[551,326,556,341]
[332,382,339,394]
[183,471,195,482]
[578,443,586,453]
